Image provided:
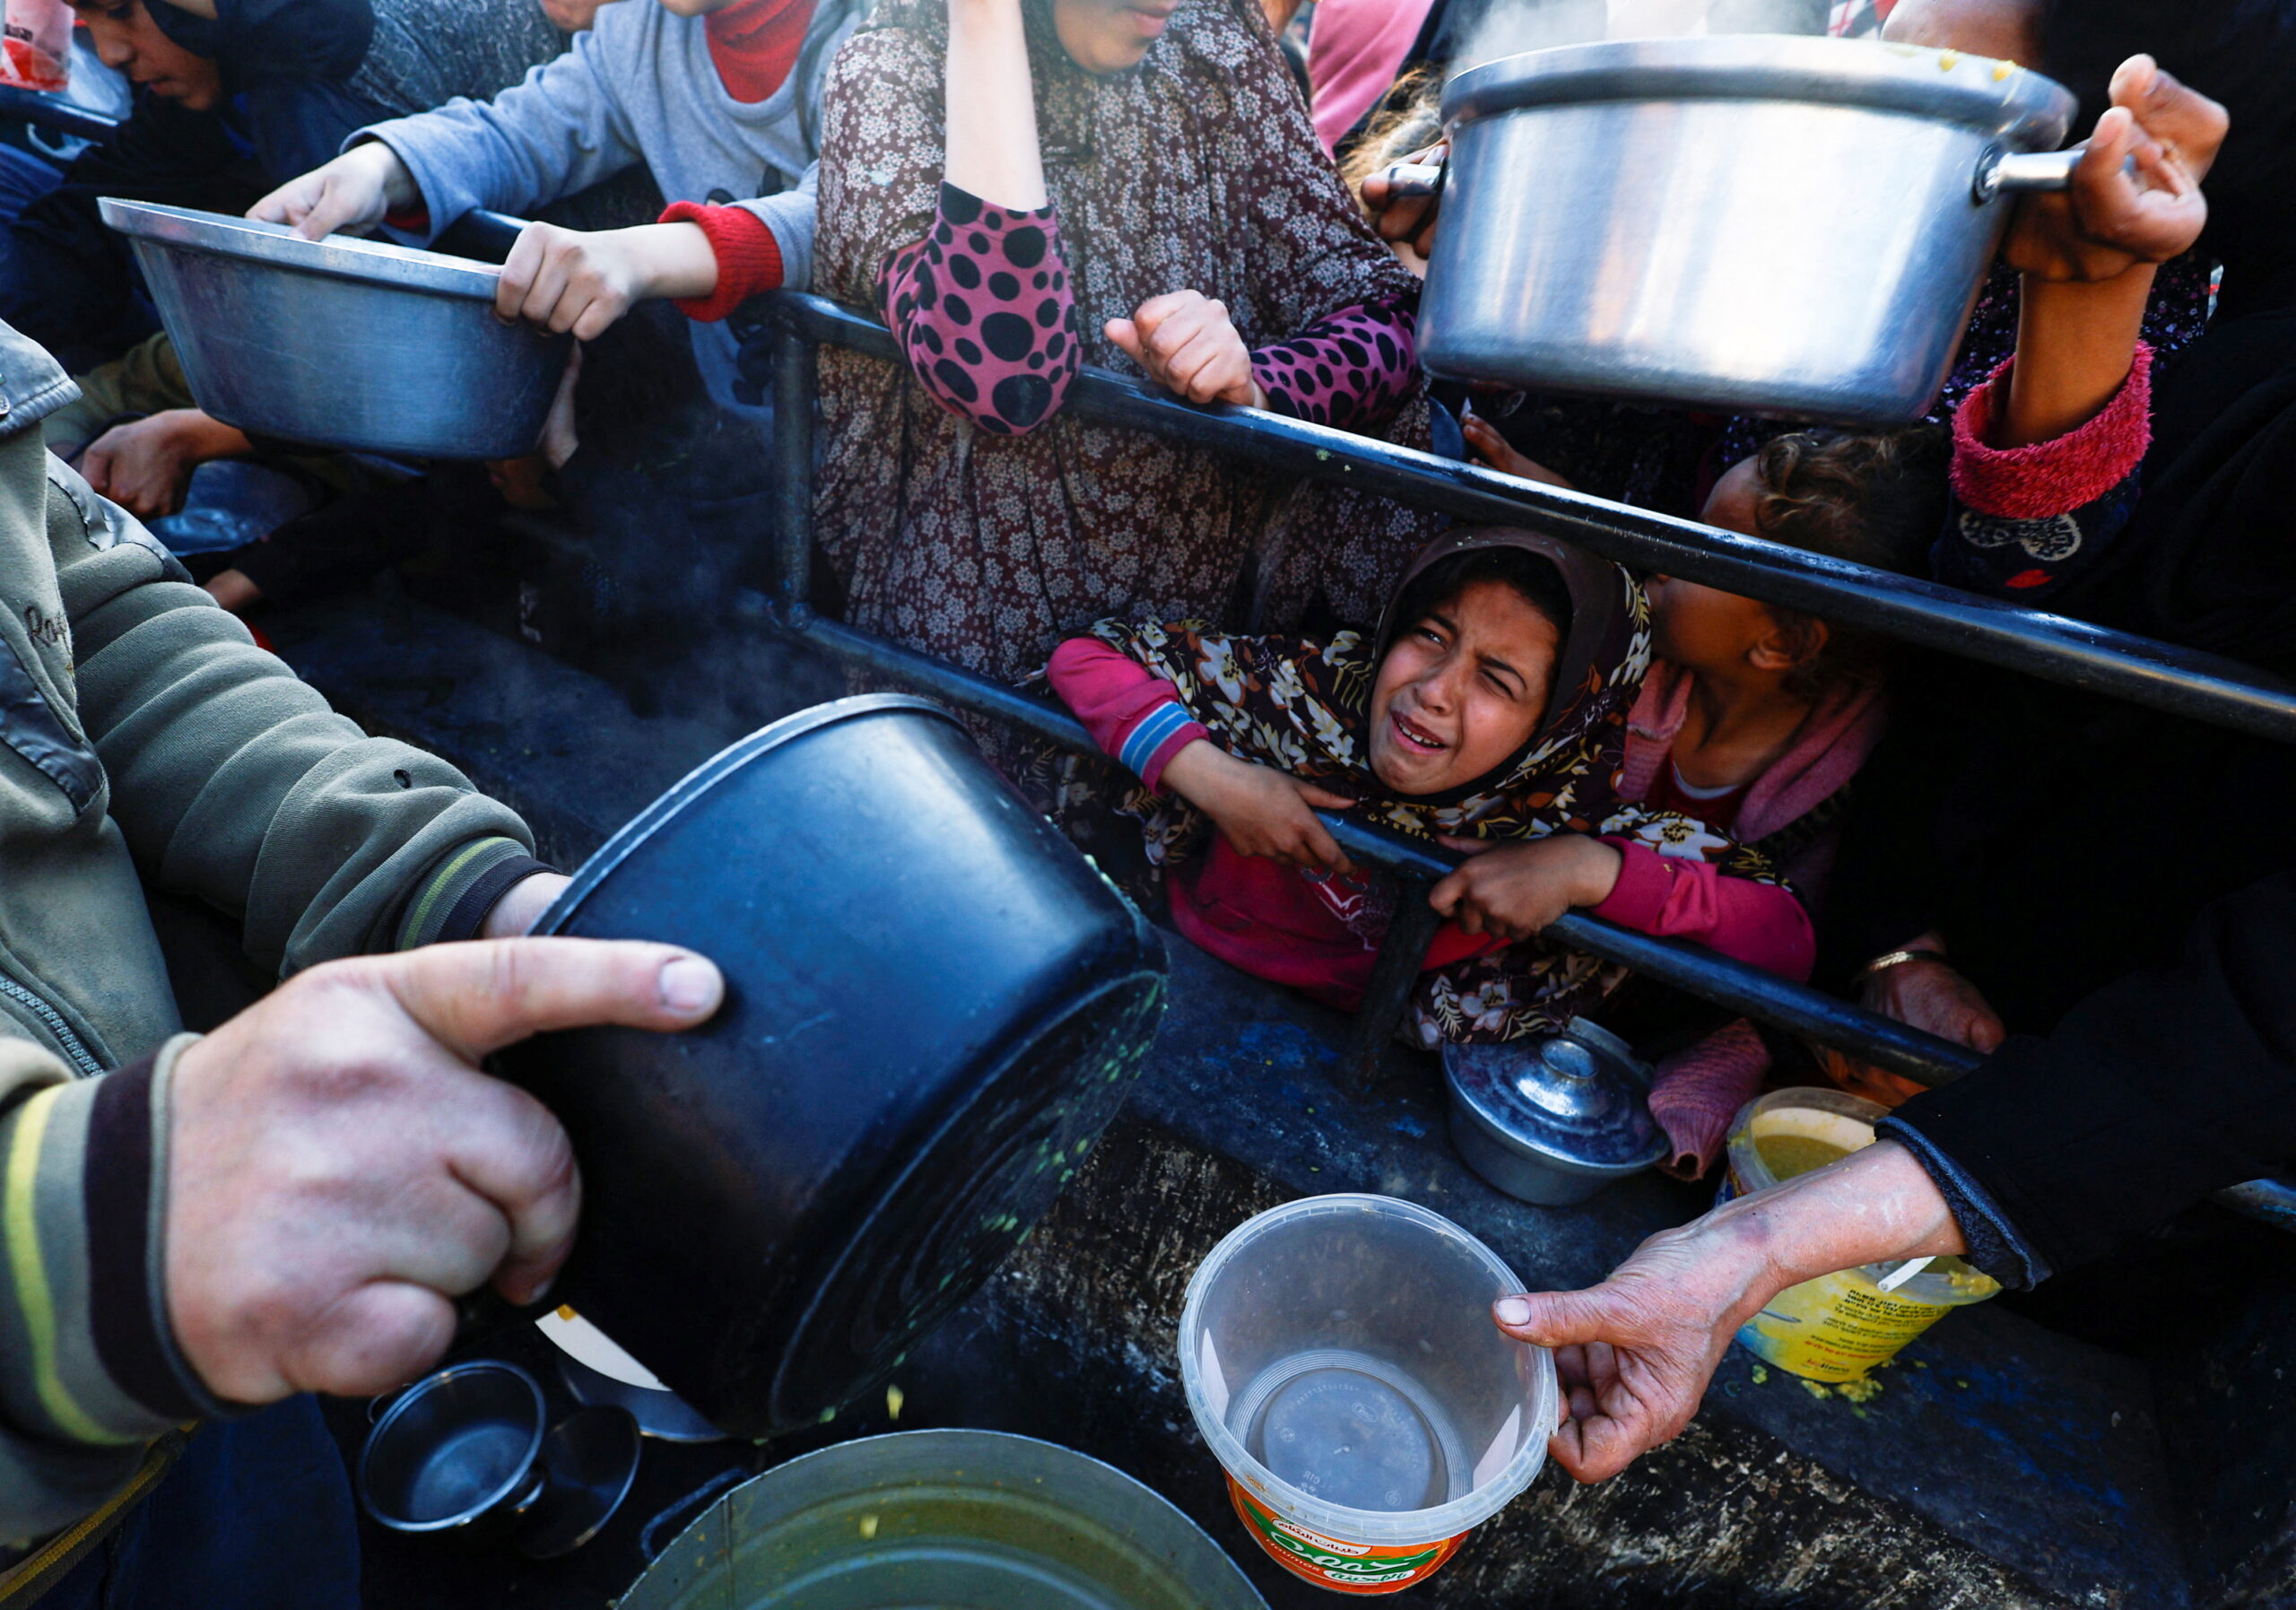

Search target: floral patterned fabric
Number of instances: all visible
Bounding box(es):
[1039,528,1782,1043]
[813,0,1440,684]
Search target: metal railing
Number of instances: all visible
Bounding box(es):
[749,290,2296,1232]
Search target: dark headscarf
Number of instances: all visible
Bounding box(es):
[144,0,373,91]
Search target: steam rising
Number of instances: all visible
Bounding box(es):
[1456,0,1831,74]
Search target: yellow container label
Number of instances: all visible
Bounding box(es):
[1226,1478,1465,1594]
[1737,1267,1953,1382]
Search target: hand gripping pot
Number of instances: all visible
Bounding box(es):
[495,696,1167,1439]
[1180,1196,1556,1595]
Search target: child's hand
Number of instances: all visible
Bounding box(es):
[1159,741,1354,874]
[248,143,414,243]
[1430,834,1622,943]
[1461,410,1575,490]
[2005,55,2226,283]
[78,409,251,519]
[1359,140,1446,277]
[1105,292,1266,409]
[496,221,718,340]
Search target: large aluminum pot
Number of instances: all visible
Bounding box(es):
[97,197,569,459]
[1417,36,2080,424]
[496,696,1168,1440]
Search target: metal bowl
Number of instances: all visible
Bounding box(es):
[621,1431,1268,1610]
[97,198,569,459]
[1418,36,2079,424]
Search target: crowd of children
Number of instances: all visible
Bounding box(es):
[13,0,2278,1188]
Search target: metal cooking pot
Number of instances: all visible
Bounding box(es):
[621,1431,1268,1610]
[97,198,569,459]
[1416,36,2079,424]
[496,696,1167,1440]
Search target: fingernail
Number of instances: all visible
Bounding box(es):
[1496,1297,1532,1327]
[658,955,719,1015]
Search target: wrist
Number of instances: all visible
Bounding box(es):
[1572,837,1624,907]
[1154,737,1227,805]
[160,409,250,461]
[353,140,418,212]
[620,221,719,302]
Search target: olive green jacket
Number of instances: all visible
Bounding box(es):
[0,319,538,1554]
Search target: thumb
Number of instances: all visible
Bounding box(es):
[1493,1287,1624,1350]
[1299,785,1355,809]
[1103,318,1143,362]
[378,936,725,1062]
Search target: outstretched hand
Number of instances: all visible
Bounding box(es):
[1430,834,1622,943]
[2006,55,2226,283]
[1358,139,1446,276]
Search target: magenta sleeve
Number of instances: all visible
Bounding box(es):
[876,181,1079,437]
[1951,344,2154,519]
[1249,299,1418,430]
[1592,840,1816,982]
[1046,639,1210,794]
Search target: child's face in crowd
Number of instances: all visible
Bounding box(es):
[73,0,222,109]
[1646,456,1796,676]
[1368,579,1560,796]
[1054,0,1181,75]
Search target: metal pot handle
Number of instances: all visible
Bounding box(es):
[1378,161,1446,199]
[1973,143,2086,203]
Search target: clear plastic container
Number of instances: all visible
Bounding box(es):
[1719,1088,2000,1382]
[1178,1195,1556,1595]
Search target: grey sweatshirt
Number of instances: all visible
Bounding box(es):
[353,0,863,407]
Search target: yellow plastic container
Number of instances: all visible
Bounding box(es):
[1718,1089,1998,1382]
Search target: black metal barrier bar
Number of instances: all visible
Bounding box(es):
[0,88,119,144]
[759,292,2296,1228]
[770,293,2296,745]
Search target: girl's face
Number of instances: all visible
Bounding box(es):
[1369,579,1561,796]
[1647,456,1798,674]
[1054,0,1181,74]
[73,0,222,108]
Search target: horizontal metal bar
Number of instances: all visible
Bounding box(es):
[0,87,119,143]
[768,292,2296,747]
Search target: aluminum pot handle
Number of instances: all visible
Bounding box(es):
[1378,161,1446,198]
[1973,143,2089,203]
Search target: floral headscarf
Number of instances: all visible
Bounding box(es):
[1054,528,1781,1043]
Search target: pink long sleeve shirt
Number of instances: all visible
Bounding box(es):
[1048,638,1814,1014]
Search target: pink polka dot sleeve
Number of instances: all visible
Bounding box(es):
[1249,300,1419,430]
[876,182,1081,437]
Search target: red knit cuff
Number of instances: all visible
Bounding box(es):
[1588,840,1669,930]
[1950,344,2153,520]
[660,201,785,323]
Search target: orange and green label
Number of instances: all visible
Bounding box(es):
[1225,1477,1465,1594]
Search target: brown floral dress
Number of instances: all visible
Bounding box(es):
[813,0,1440,684]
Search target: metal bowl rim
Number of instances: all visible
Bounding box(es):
[99,196,504,301]
[516,1404,643,1559]
[531,693,963,938]
[1442,34,2076,145]
[357,1359,546,1534]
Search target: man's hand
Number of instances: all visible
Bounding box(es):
[248,143,416,243]
[495,221,716,340]
[1158,740,1354,874]
[76,410,252,519]
[1429,834,1622,943]
[2005,55,2227,283]
[164,937,724,1404]
[1105,292,1266,408]
[1358,140,1445,277]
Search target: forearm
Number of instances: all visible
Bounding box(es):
[604,222,717,302]
[1251,300,1420,431]
[944,0,1046,210]
[1690,1140,1968,1328]
[1996,268,2156,448]
[1592,842,1815,979]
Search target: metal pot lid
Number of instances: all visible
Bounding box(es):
[1444,35,2075,151]
[97,197,504,302]
[1443,1019,1666,1177]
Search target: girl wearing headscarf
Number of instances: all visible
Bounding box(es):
[1044,528,1813,1046]
[813,0,1439,684]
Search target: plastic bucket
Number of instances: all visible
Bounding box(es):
[1179,1196,1556,1595]
[1719,1089,1998,1382]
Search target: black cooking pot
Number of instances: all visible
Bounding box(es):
[496,696,1166,1439]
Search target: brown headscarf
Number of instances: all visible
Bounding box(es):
[813,0,1439,683]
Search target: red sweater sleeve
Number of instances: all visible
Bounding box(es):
[1591,840,1815,981]
[1046,639,1209,793]
[660,201,785,323]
